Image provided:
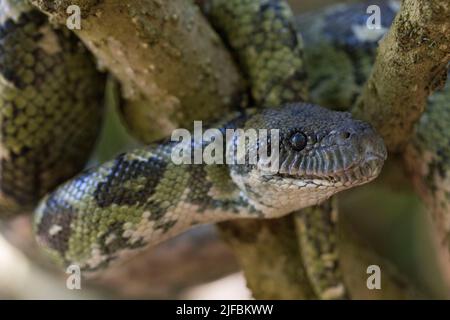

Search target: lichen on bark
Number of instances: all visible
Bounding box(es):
[32,0,245,142]
[353,0,450,152]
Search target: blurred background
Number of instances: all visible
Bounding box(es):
[0,0,447,299]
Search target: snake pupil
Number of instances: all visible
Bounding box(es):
[289,132,307,151]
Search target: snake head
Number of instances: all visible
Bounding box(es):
[228,103,387,215]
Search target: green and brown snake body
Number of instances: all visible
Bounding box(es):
[34,102,385,271]
[0,0,104,214]
[0,0,447,299]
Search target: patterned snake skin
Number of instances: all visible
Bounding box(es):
[0,0,105,215]
[3,0,447,299]
[34,103,386,271]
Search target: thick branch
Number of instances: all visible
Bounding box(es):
[353,0,450,152]
[218,218,316,299]
[32,0,244,142]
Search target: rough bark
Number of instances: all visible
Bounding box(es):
[219,218,316,299]
[353,0,450,153]
[32,0,244,142]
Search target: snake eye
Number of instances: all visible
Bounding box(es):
[289,131,307,151]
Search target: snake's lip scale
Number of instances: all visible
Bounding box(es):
[365,150,388,161]
[275,159,383,187]
[280,151,384,181]
[338,157,384,183]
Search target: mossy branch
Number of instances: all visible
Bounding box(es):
[353,0,450,152]
[31,0,244,141]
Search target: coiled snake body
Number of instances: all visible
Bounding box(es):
[6,0,446,297]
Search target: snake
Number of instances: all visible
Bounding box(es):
[0,0,447,298]
[0,0,105,214]
[33,99,386,271]
[295,0,450,266]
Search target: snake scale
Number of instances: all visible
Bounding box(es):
[0,0,447,298]
[0,0,105,214]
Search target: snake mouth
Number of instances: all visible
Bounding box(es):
[274,156,384,187]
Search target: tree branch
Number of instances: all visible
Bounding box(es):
[218,218,316,299]
[404,79,450,284]
[353,0,450,152]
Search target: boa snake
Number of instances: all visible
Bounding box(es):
[0,0,447,298]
